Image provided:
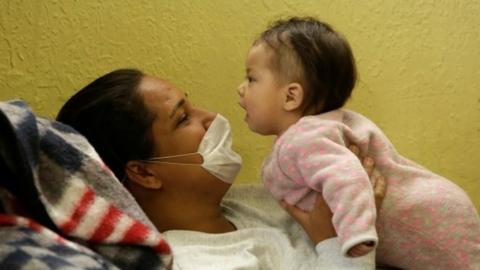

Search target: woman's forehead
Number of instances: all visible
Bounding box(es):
[136,78,186,137]
[140,75,177,95]
[140,76,185,111]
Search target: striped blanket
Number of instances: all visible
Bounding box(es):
[0,100,172,269]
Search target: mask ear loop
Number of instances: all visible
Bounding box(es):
[147,152,199,160]
[141,161,200,166]
[142,152,204,166]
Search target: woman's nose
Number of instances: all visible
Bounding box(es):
[197,107,216,130]
[237,82,245,97]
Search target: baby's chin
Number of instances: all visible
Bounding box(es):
[243,114,268,135]
[246,121,269,135]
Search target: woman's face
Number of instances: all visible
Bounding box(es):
[140,75,215,158]
[138,76,229,200]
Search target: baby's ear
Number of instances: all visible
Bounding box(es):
[283,82,304,111]
[125,161,162,189]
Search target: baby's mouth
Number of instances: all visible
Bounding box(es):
[237,101,246,110]
[237,102,249,120]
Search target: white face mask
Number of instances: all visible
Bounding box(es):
[145,114,242,183]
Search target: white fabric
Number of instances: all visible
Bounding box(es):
[147,114,242,183]
[197,114,242,183]
[164,184,375,270]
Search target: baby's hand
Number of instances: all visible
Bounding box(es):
[347,242,375,257]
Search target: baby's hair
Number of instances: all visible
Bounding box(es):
[255,17,357,114]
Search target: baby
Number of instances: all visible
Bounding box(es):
[237,17,480,269]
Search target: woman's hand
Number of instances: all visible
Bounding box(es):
[280,145,387,245]
[349,145,387,212]
[280,190,336,244]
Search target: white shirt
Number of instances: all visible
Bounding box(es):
[164,184,375,270]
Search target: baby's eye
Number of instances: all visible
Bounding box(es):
[246,76,254,83]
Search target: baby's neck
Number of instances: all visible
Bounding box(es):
[276,112,303,136]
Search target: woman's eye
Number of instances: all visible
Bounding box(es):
[177,113,190,127]
[246,76,254,83]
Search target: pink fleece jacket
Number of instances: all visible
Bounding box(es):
[262,109,480,269]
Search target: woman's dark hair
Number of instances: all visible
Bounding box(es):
[56,69,155,181]
[255,17,357,114]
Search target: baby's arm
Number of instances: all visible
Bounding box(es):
[346,147,377,257]
[280,152,386,248]
[282,126,378,256]
[346,146,381,257]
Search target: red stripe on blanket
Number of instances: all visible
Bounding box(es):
[56,235,66,244]
[90,205,122,242]
[153,240,172,254]
[122,221,149,243]
[0,214,42,233]
[60,187,95,234]
[0,214,18,225]
[28,219,43,232]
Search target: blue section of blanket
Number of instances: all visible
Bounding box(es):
[0,226,119,270]
[0,99,170,269]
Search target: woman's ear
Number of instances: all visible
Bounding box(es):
[125,161,162,189]
[283,82,304,112]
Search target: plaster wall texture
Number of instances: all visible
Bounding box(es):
[1,1,479,209]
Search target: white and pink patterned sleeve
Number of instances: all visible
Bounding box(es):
[279,121,378,255]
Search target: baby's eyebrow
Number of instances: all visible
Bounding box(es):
[169,98,186,119]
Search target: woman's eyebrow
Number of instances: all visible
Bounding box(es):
[169,98,185,119]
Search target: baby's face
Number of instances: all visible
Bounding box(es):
[237,43,287,136]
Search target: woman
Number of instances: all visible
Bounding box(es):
[57,69,386,269]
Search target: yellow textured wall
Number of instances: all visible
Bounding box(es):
[1,1,479,209]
